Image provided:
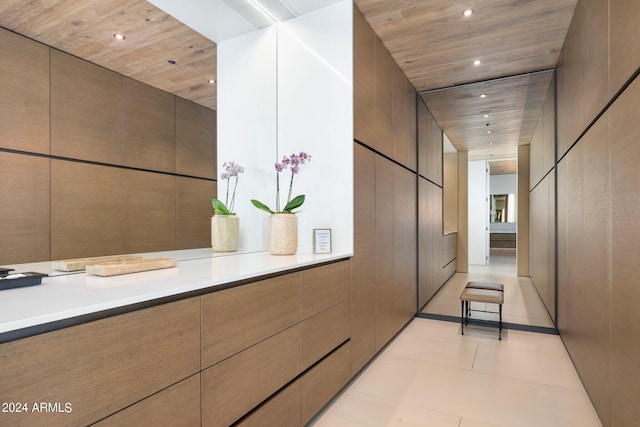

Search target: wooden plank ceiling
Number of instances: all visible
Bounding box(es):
[0,0,577,159]
[0,0,217,110]
[354,0,577,160]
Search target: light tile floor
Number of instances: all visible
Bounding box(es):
[422,249,554,328]
[310,318,602,427]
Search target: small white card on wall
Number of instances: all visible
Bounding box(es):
[313,229,332,253]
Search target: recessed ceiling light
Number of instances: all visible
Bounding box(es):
[487,130,492,134]
[462,8,474,17]
[484,114,489,118]
[208,79,216,84]
[168,60,177,65]
[489,142,493,145]
[473,60,481,66]
[113,33,125,41]
[480,94,487,98]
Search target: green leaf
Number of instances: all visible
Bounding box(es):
[250,199,275,214]
[212,199,231,215]
[283,195,305,213]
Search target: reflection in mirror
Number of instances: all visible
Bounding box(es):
[490,194,515,223]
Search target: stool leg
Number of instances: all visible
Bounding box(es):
[499,303,503,340]
[461,301,464,335]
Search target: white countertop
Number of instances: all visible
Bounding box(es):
[0,249,351,336]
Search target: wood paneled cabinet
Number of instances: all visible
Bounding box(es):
[0,261,352,427]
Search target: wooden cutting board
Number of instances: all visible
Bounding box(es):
[85,257,177,277]
[52,255,144,272]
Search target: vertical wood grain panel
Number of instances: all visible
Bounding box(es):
[235,380,301,427]
[517,145,530,276]
[563,7,585,149]
[431,116,443,186]
[0,298,201,427]
[542,79,556,177]
[124,77,176,172]
[0,152,50,264]
[392,69,416,170]
[51,160,124,260]
[300,260,351,320]
[546,172,556,322]
[123,170,176,254]
[456,151,469,272]
[94,375,201,427]
[581,0,608,125]
[555,45,570,159]
[300,342,351,425]
[353,6,376,146]
[201,273,300,369]
[176,97,216,179]
[0,28,49,154]
[176,176,216,249]
[609,76,640,427]
[556,157,569,334]
[51,49,124,165]
[373,37,394,156]
[201,326,301,427]
[417,99,431,177]
[351,143,377,374]
[580,114,610,424]
[393,165,417,329]
[418,178,433,308]
[301,301,350,371]
[610,0,640,96]
[374,156,395,350]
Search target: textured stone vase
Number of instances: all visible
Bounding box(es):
[211,215,239,252]
[269,213,298,255]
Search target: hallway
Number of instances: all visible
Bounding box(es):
[310,318,601,426]
[422,249,554,328]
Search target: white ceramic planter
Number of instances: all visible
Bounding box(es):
[269,213,298,255]
[211,215,239,252]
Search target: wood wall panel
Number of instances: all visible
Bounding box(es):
[610,76,640,427]
[0,152,50,264]
[541,79,556,179]
[51,160,124,260]
[610,0,640,96]
[301,301,350,371]
[580,114,610,423]
[176,97,216,180]
[417,100,431,178]
[51,49,124,165]
[555,46,570,159]
[353,7,376,146]
[176,177,216,250]
[580,0,609,125]
[0,298,200,427]
[517,145,530,276]
[123,170,176,254]
[562,10,586,149]
[300,261,351,320]
[201,326,301,427]
[393,165,417,318]
[0,28,49,154]
[418,178,434,308]
[94,375,201,427]
[456,151,469,272]
[374,156,396,350]
[373,37,394,155]
[300,342,351,426]
[201,273,300,369]
[124,78,176,172]
[236,380,301,427]
[392,70,417,170]
[351,144,377,374]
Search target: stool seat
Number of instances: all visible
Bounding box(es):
[465,281,504,292]
[460,288,504,304]
[460,288,504,339]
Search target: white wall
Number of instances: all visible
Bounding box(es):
[468,160,488,265]
[218,27,278,252]
[217,1,353,256]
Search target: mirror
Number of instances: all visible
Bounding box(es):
[490,194,516,223]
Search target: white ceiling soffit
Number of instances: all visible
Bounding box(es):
[147,0,342,43]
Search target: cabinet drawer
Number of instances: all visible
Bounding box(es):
[300,342,352,425]
[301,300,351,371]
[0,298,200,427]
[235,380,301,427]
[301,260,351,320]
[93,375,200,427]
[201,272,300,368]
[202,326,301,427]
